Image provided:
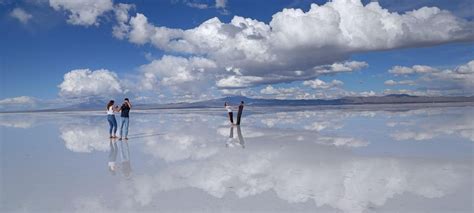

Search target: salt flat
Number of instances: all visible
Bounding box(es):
[0,105,473,213]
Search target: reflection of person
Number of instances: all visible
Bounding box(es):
[108,138,118,175]
[107,100,119,138]
[226,126,245,148]
[236,125,245,148]
[224,102,234,125]
[237,101,244,125]
[120,140,132,178]
[119,98,132,140]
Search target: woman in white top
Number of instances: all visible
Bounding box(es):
[224,102,234,124]
[106,100,119,138]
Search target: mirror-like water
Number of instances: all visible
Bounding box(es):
[1,105,473,213]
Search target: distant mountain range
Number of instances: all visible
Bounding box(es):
[139,94,474,109]
[1,94,473,113]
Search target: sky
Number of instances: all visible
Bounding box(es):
[0,0,473,109]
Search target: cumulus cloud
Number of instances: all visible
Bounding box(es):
[112,3,134,39]
[386,60,474,95]
[49,0,113,26]
[315,61,368,74]
[139,55,218,100]
[303,79,344,89]
[58,69,124,98]
[260,85,296,95]
[0,96,38,111]
[115,0,472,90]
[384,79,416,86]
[216,60,365,89]
[0,96,36,105]
[9,8,33,24]
[254,82,377,100]
[389,65,437,75]
[217,75,264,88]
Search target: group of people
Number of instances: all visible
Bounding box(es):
[106,98,244,138]
[106,98,132,140]
[224,101,245,125]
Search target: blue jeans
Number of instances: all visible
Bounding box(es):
[120,117,129,138]
[107,115,117,135]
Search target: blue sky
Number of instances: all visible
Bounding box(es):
[0,0,473,108]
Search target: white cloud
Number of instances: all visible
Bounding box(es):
[384,79,416,86]
[328,61,368,73]
[117,0,472,89]
[386,60,474,95]
[359,90,376,97]
[49,0,113,26]
[303,79,343,89]
[0,96,36,105]
[258,85,304,99]
[180,0,227,12]
[0,96,38,111]
[10,8,33,24]
[186,1,208,9]
[389,65,437,75]
[58,69,123,98]
[215,0,227,9]
[217,75,264,88]
[260,85,296,95]
[427,60,474,91]
[112,3,134,39]
[139,55,218,99]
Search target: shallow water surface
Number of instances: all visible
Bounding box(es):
[1,105,473,213]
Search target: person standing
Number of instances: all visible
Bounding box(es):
[224,102,234,125]
[107,100,118,138]
[119,98,132,140]
[237,101,244,125]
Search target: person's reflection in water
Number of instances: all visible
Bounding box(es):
[108,138,118,175]
[120,140,132,179]
[226,126,245,148]
[236,125,245,148]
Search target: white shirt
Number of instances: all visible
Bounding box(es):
[107,106,114,115]
[226,106,232,112]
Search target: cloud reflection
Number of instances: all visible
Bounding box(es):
[389,107,474,142]
[126,137,468,213]
[24,106,472,212]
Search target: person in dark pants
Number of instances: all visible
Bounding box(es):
[237,101,244,125]
[119,98,132,140]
